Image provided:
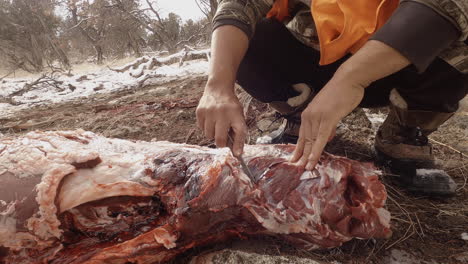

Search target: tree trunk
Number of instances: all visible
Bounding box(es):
[70,6,104,65]
[29,34,44,72]
[35,13,71,69]
[127,32,142,57]
[95,45,104,64]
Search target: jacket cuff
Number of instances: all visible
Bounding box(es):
[371,1,460,73]
[213,19,253,39]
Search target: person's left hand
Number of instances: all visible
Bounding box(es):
[289,40,410,170]
[290,78,365,170]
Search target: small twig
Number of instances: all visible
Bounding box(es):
[184,128,196,143]
[414,213,425,238]
[457,170,467,191]
[385,195,416,249]
[429,138,468,159]
[391,217,413,224]
[382,181,405,197]
[0,69,15,81]
[447,163,468,172]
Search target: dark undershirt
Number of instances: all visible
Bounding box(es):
[213,1,460,73]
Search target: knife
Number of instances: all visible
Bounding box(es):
[227,131,256,183]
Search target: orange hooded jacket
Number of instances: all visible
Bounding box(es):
[267,0,399,65]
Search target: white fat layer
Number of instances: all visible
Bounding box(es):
[0,202,17,246]
[153,227,177,249]
[300,170,319,180]
[0,200,58,250]
[249,206,320,235]
[242,144,292,161]
[276,201,284,210]
[318,164,342,184]
[376,208,391,228]
[58,161,155,213]
[28,165,76,241]
[247,186,325,235]
[256,135,273,144]
[301,196,313,210]
[0,130,250,250]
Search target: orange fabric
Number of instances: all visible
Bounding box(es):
[267,0,399,65]
[267,0,290,21]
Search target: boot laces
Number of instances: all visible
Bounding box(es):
[402,126,429,146]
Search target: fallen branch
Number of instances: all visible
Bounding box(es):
[160,50,208,66]
[109,57,150,73]
[109,50,208,76]
[0,62,24,81]
[429,138,468,159]
[137,73,163,88]
[9,71,64,98]
[0,116,61,131]
[0,70,15,81]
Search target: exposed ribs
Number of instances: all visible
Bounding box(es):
[0,130,391,263]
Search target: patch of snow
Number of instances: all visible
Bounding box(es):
[256,135,273,144]
[153,87,170,96]
[462,232,468,241]
[0,50,209,119]
[455,252,468,263]
[157,60,208,76]
[415,169,444,178]
[363,108,386,129]
[383,249,438,264]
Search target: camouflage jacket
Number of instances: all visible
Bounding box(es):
[213,0,468,73]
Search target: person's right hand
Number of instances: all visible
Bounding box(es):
[196,86,248,157]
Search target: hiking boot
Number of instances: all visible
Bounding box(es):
[268,109,301,144]
[375,89,457,196]
[260,83,314,144]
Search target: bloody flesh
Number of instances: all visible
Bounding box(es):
[0,130,391,263]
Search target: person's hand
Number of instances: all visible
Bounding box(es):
[290,79,365,170]
[196,86,248,156]
[290,40,410,170]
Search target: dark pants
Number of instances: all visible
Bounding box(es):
[237,19,467,113]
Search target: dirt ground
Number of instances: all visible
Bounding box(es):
[1,73,467,264]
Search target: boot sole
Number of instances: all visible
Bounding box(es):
[374,148,456,197]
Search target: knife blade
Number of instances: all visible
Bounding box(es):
[227,131,255,183]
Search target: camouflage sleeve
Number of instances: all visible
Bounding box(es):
[406,0,468,40]
[212,0,274,38]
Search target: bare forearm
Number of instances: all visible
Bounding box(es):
[332,40,411,88]
[206,25,249,94]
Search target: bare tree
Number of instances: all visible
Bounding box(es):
[0,0,70,72]
[0,0,213,71]
[67,0,109,64]
[109,0,172,52]
[195,0,218,22]
[112,0,208,53]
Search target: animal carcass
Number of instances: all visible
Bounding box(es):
[0,130,391,263]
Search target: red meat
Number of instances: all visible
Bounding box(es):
[0,130,391,263]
